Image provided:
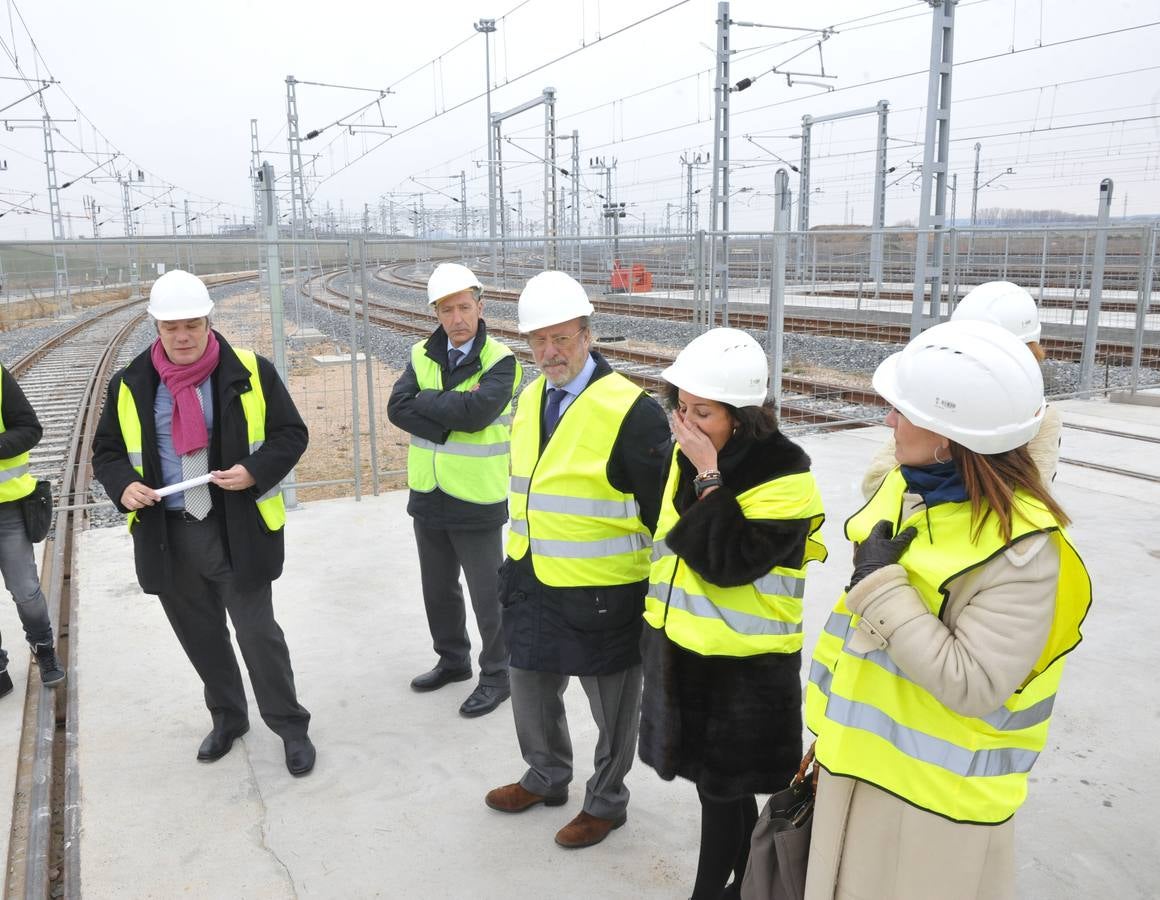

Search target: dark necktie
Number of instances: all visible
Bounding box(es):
[543,387,565,436]
[448,348,464,369]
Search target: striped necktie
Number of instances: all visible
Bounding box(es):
[180,386,212,520]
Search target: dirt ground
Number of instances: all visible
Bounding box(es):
[210,290,411,502]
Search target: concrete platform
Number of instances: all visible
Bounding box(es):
[73,399,1159,899]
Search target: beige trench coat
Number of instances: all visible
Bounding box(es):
[803,493,1063,900]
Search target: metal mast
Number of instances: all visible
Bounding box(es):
[871,100,889,288]
[543,87,558,269]
[42,116,72,313]
[910,0,958,337]
[474,19,498,278]
[287,76,308,301]
[250,119,266,292]
[708,1,732,326]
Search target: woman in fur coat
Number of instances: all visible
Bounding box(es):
[638,329,827,900]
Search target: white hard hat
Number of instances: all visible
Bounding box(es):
[147,270,214,320]
[427,262,482,306]
[517,271,594,333]
[662,328,768,407]
[872,319,1045,455]
[953,281,1041,343]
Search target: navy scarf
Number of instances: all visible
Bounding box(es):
[899,460,967,508]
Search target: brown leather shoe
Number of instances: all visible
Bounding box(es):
[554,810,627,848]
[484,782,568,813]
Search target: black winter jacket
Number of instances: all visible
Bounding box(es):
[501,353,672,676]
[386,319,519,530]
[638,428,817,799]
[0,365,42,510]
[91,332,308,594]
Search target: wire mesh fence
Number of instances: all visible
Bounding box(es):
[0,225,1156,503]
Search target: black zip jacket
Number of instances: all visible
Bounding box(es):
[91,331,308,594]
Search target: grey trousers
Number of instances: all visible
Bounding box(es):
[0,501,53,669]
[156,516,310,740]
[413,521,507,687]
[511,663,643,820]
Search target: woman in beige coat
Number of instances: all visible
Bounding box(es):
[862,280,1061,499]
[803,320,1092,900]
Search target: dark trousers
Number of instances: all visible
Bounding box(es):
[413,521,507,687]
[511,663,642,820]
[157,516,310,740]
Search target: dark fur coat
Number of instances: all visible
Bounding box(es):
[638,429,816,800]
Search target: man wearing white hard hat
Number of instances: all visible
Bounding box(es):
[861,280,1061,499]
[92,270,316,777]
[484,270,670,850]
[387,262,521,718]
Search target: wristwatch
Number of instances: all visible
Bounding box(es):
[693,469,722,497]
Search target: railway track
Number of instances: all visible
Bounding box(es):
[374,262,1160,368]
[5,301,149,899]
[311,269,879,430]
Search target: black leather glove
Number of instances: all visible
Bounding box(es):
[847,520,918,591]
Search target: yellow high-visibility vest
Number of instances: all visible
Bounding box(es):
[117,349,286,532]
[807,467,1091,823]
[406,337,520,504]
[0,369,36,503]
[644,445,826,656]
[506,372,651,587]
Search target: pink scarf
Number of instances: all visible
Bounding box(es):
[150,330,221,455]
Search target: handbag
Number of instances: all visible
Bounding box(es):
[20,479,53,543]
[740,748,815,900]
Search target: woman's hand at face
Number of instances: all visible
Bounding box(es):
[672,408,718,474]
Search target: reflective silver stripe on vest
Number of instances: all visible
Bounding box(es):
[127,452,143,467]
[823,693,1042,778]
[754,572,807,599]
[508,518,650,558]
[651,538,671,562]
[497,414,513,426]
[511,475,530,494]
[411,436,511,458]
[845,640,1057,732]
[661,584,802,636]
[0,463,29,483]
[257,483,282,503]
[824,610,851,640]
[250,439,264,453]
[809,658,833,697]
[526,492,641,520]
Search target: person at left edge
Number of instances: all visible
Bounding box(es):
[91,270,315,777]
[0,363,65,698]
[387,262,522,718]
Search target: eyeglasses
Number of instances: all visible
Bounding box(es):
[527,328,586,351]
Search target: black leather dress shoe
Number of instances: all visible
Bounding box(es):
[284,736,316,777]
[459,683,511,718]
[196,722,250,762]
[410,665,472,693]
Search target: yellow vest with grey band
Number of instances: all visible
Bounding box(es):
[406,337,520,504]
[506,372,651,587]
[116,348,286,532]
[644,446,827,656]
[0,372,36,503]
[806,467,1091,824]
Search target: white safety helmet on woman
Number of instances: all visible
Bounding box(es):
[952,280,1041,343]
[872,319,1045,455]
[147,270,214,320]
[517,271,594,332]
[427,262,482,306]
[662,327,768,408]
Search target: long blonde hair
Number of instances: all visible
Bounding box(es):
[949,442,1069,543]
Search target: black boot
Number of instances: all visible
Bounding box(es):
[0,667,11,698]
[31,642,65,688]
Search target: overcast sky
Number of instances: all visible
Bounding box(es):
[1,0,1157,240]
